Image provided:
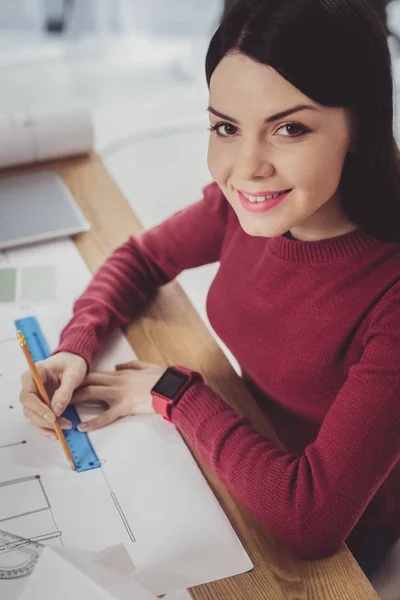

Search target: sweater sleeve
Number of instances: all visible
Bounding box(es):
[171,282,400,560]
[55,183,229,366]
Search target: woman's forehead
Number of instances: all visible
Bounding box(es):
[209,54,353,126]
[210,54,312,106]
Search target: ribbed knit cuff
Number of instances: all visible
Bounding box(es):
[171,380,230,435]
[53,329,100,370]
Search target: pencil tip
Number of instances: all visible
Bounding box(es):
[70,459,76,471]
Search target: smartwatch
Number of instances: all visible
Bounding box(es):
[151,366,203,421]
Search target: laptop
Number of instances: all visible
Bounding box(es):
[0,170,89,250]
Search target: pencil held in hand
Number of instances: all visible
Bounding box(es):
[17,330,76,471]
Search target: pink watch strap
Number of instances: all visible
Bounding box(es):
[151,366,203,421]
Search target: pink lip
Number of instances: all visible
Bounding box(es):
[237,189,292,213]
[237,188,290,197]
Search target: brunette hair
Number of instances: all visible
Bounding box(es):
[206,0,400,241]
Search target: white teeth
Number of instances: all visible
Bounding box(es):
[242,191,287,202]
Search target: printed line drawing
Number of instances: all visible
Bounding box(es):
[0,530,43,579]
[0,475,53,523]
[0,451,136,554]
[0,440,26,450]
[110,493,136,542]
[0,474,63,581]
[101,469,136,542]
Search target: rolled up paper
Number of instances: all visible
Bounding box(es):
[0,108,94,169]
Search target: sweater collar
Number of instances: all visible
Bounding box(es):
[269,228,380,263]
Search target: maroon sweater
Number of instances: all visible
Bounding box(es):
[57,182,400,559]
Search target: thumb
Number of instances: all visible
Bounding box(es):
[52,370,82,416]
[115,360,150,371]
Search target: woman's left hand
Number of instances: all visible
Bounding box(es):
[71,360,165,432]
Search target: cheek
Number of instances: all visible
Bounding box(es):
[290,141,349,195]
[207,139,231,182]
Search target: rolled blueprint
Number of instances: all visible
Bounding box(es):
[0,108,94,169]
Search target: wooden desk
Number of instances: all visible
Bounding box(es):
[12,153,379,599]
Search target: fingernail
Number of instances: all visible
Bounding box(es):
[44,413,55,423]
[60,419,72,429]
[78,423,88,432]
[53,403,64,415]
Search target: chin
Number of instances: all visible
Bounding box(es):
[238,215,289,238]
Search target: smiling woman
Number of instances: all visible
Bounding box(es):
[206,56,358,239]
[18,0,400,592]
[207,0,400,242]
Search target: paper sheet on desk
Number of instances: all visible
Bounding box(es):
[163,591,192,600]
[0,237,253,596]
[16,544,191,600]
[18,545,156,600]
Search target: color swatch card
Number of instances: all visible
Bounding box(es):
[0,265,56,304]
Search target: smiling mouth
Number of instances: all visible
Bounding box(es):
[236,188,292,213]
[239,189,292,203]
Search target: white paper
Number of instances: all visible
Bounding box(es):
[18,545,156,600]
[0,109,93,169]
[163,591,192,600]
[0,237,253,597]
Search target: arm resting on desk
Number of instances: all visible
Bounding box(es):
[55,182,231,365]
[171,283,400,560]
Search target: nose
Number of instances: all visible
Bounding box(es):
[235,138,275,181]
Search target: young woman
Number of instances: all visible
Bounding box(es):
[20,0,400,581]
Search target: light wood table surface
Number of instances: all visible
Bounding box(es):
[6,153,379,599]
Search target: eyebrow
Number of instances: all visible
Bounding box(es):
[207,104,319,124]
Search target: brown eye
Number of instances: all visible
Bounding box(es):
[208,122,239,137]
[276,122,309,137]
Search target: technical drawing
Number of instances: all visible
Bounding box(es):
[0,530,43,579]
[0,475,53,523]
[0,474,62,580]
[0,322,137,553]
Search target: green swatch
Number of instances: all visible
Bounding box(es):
[0,268,17,302]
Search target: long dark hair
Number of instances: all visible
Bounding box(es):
[206,0,400,242]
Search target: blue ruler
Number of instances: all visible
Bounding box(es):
[14,316,100,473]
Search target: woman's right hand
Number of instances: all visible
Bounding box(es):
[19,351,87,438]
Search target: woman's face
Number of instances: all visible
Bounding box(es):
[207,53,357,240]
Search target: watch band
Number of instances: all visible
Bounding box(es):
[151,366,203,421]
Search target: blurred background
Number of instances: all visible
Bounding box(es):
[1,0,400,369]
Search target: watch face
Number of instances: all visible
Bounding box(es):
[152,368,190,399]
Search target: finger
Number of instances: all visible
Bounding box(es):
[52,369,83,417]
[32,423,58,439]
[21,363,48,392]
[79,372,115,387]
[71,385,112,405]
[77,407,121,432]
[23,406,55,430]
[115,360,151,371]
[20,391,56,424]
[24,406,71,431]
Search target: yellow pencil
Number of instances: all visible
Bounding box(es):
[17,330,76,471]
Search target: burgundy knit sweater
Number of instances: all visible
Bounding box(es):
[57,182,400,559]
